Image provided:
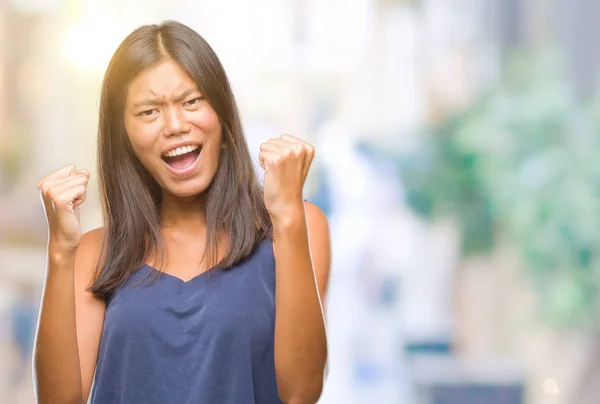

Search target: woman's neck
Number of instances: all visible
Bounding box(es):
[159,192,207,230]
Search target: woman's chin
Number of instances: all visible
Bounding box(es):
[162,181,208,200]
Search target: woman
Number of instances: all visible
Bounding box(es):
[34,21,330,404]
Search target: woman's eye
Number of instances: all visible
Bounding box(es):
[138,109,158,117]
[184,97,204,107]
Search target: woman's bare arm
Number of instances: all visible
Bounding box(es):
[273,201,331,404]
[34,228,106,404]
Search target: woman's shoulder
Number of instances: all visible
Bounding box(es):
[81,226,105,242]
[79,227,105,257]
[75,227,106,280]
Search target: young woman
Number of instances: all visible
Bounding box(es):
[33,21,330,404]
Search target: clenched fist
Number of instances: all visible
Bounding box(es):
[258,134,315,220]
[38,165,90,252]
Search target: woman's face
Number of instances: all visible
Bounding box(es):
[124,59,222,198]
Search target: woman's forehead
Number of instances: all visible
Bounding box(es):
[127,60,200,103]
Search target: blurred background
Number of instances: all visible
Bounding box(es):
[1,0,600,403]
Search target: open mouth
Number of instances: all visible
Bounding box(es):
[162,144,202,171]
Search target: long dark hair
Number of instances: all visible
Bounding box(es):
[89,21,271,296]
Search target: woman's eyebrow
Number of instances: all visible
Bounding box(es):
[133,88,200,108]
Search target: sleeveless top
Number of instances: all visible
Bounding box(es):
[90,238,282,404]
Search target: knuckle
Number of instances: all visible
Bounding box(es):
[47,188,57,201]
[53,193,68,204]
[289,147,301,158]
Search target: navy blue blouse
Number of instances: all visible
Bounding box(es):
[90,238,282,404]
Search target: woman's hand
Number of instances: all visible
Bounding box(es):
[259,134,315,221]
[38,165,90,252]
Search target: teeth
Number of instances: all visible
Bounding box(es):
[165,145,198,158]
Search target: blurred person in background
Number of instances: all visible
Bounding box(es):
[33,21,330,404]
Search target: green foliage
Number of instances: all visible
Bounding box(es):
[400,51,600,329]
